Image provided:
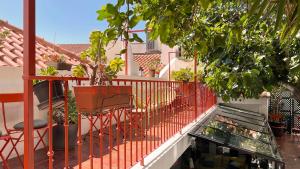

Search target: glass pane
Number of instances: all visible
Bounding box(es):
[228,135,274,158]
[218,111,265,126]
[199,126,227,143]
[206,119,270,143]
[215,114,267,132]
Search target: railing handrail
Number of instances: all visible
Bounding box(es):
[24,75,89,81]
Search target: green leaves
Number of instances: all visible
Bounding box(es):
[275,0,285,31]
[132,33,143,43]
[199,0,211,10]
[172,68,194,82]
[129,15,141,28]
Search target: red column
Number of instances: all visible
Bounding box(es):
[23,0,35,168]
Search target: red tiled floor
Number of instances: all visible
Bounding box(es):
[276,134,300,169]
[1,108,197,169]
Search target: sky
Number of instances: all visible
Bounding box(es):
[0,0,145,44]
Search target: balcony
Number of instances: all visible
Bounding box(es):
[0,77,216,169]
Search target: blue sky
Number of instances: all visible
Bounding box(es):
[0,0,144,44]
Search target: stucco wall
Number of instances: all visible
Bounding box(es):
[217,97,270,117]
[0,67,97,161]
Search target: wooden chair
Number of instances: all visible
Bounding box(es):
[0,93,48,166]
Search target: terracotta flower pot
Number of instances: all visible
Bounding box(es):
[73,85,132,113]
[57,62,72,71]
[149,70,155,77]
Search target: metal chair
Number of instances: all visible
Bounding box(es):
[0,130,12,169]
[0,93,48,165]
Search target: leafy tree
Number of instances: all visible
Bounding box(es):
[98,0,300,101]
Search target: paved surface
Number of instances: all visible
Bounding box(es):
[276,134,300,169]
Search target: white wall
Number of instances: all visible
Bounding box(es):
[217,96,270,117]
[0,67,48,160]
[0,67,97,161]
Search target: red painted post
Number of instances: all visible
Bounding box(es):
[23,0,35,168]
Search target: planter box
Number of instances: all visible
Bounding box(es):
[73,85,132,114]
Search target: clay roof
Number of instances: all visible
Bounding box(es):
[133,53,164,77]
[0,20,81,69]
[59,44,90,56]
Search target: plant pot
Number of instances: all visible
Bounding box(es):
[53,124,78,150]
[57,62,72,71]
[149,70,155,77]
[33,80,64,110]
[73,85,132,113]
[155,72,160,78]
[270,122,285,137]
[45,61,58,68]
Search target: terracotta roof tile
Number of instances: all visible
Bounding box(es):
[0,20,82,69]
[59,44,90,56]
[133,53,164,77]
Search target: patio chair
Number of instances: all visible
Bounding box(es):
[0,93,48,165]
[291,116,300,142]
[0,130,12,169]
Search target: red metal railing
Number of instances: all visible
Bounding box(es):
[22,76,216,169]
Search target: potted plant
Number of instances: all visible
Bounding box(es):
[269,86,286,137]
[72,30,132,114]
[147,59,161,77]
[52,91,78,150]
[172,68,194,83]
[33,66,64,110]
[43,54,72,71]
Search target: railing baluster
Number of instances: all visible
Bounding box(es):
[140,81,144,165]
[48,80,53,169]
[99,113,103,169]
[77,80,82,169]
[149,82,153,152]
[89,112,94,169]
[63,81,69,169]
[135,81,138,162]
[124,80,128,169]
[109,109,113,169]
[145,81,148,155]
[130,80,133,166]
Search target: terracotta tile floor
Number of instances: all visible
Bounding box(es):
[0,108,197,169]
[276,134,300,169]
